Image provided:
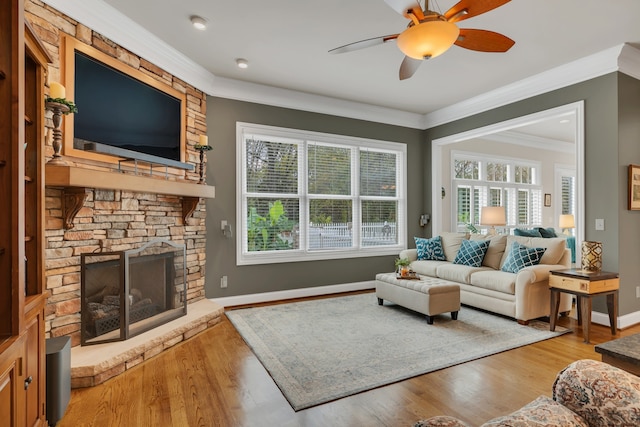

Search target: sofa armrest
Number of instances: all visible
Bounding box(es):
[553,359,640,427]
[400,248,418,262]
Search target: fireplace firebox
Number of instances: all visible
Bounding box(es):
[80,239,187,346]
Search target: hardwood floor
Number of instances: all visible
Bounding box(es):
[58,292,640,427]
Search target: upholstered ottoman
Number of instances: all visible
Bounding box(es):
[375,273,460,324]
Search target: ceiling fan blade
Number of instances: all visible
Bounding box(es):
[454,28,514,52]
[399,56,422,80]
[444,0,511,23]
[329,34,399,54]
[384,0,423,19]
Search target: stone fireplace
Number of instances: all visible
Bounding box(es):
[26,0,224,387]
[81,239,187,346]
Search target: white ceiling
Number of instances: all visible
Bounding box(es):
[96,0,640,118]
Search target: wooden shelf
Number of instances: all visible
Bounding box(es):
[45,164,214,228]
[46,164,215,198]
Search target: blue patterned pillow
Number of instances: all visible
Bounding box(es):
[453,239,490,267]
[414,236,446,261]
[501,241,547,273]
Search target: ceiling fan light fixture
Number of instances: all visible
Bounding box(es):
[397,20,460,60]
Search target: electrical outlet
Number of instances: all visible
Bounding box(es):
[221,276,228,288]
[636,286,640,298]
[595,218,605,231]
[221,220,227,230]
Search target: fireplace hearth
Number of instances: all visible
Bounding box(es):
[80,239,187,346]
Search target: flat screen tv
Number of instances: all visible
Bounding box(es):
[64,36,186,165]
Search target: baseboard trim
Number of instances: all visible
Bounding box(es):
[591,310,640,329]
[211,281,376,308]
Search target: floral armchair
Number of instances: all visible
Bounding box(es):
[414,359,640,427]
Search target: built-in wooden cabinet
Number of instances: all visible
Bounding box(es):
[0,1,50,425]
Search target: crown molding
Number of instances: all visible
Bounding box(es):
[41,1,640,131]
[208,76,425,129]
[421,44,627,129]
[481,130,574,154]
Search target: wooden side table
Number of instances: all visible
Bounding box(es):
[549,269,619,343]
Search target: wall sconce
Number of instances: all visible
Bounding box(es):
[420,214,430,227]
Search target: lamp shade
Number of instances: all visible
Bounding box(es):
[559,214,575,229]
[480,206,506,226]
[396,20,460,60]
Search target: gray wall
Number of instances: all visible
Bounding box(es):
[204,97,424,298]
[425,72,640,317]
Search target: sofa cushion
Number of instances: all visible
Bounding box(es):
[415,236,447,261]
[440,232,469,262]
[514,228,543,237]
[502,236,566,266]
[501,241,546,273]
[469,270,516,294]
[411,260,449,277]
[454,239,490,267]
[469,234,507,270]
[437,263,489,284]
[553,359,640,427]
[481,395,588,427]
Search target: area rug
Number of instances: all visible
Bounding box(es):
[226,293,569,411]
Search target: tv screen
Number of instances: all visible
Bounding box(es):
[73,51,182,162]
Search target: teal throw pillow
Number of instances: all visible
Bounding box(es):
[414,236,446,261]
[453,239,490,267]
[501,241,547,273]
[514,228,543,237]
[536,227,557,238]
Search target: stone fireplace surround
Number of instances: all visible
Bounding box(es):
[29,0,224,386]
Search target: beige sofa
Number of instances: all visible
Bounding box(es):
[399,232,573,324]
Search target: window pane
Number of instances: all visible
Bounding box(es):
[246,138,298,194]
[517,190,529,225]
[457,186,471,226]
[309,199,353,249]
[487,162,507,182]
[455,160,479,180]
[246,198,299,251]
[308,143,351,195]
[360,150,397,197]
[562,175,575,215]
[361,200,397,246]
[515,165,533,184]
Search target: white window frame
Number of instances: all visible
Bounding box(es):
[451,151,542,233]
[236,122,407,265]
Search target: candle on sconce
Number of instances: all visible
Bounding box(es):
[199,135,209,146]
[50,82,66,99]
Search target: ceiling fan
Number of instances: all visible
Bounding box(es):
[329,0,515,80]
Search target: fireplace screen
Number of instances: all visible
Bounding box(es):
[81,239,187,346]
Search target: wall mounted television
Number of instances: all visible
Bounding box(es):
[62,35,187,166]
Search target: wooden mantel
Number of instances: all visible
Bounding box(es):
[45,164,215,228]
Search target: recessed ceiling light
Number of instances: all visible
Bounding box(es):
[559,119,570,124]
[236,58,249,69]
[190,16,207,30]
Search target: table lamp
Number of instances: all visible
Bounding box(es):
[480,206,506,236]
[559,214,575,235]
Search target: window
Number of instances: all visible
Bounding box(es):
[237,123,406,265]
[452,153,542,232]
